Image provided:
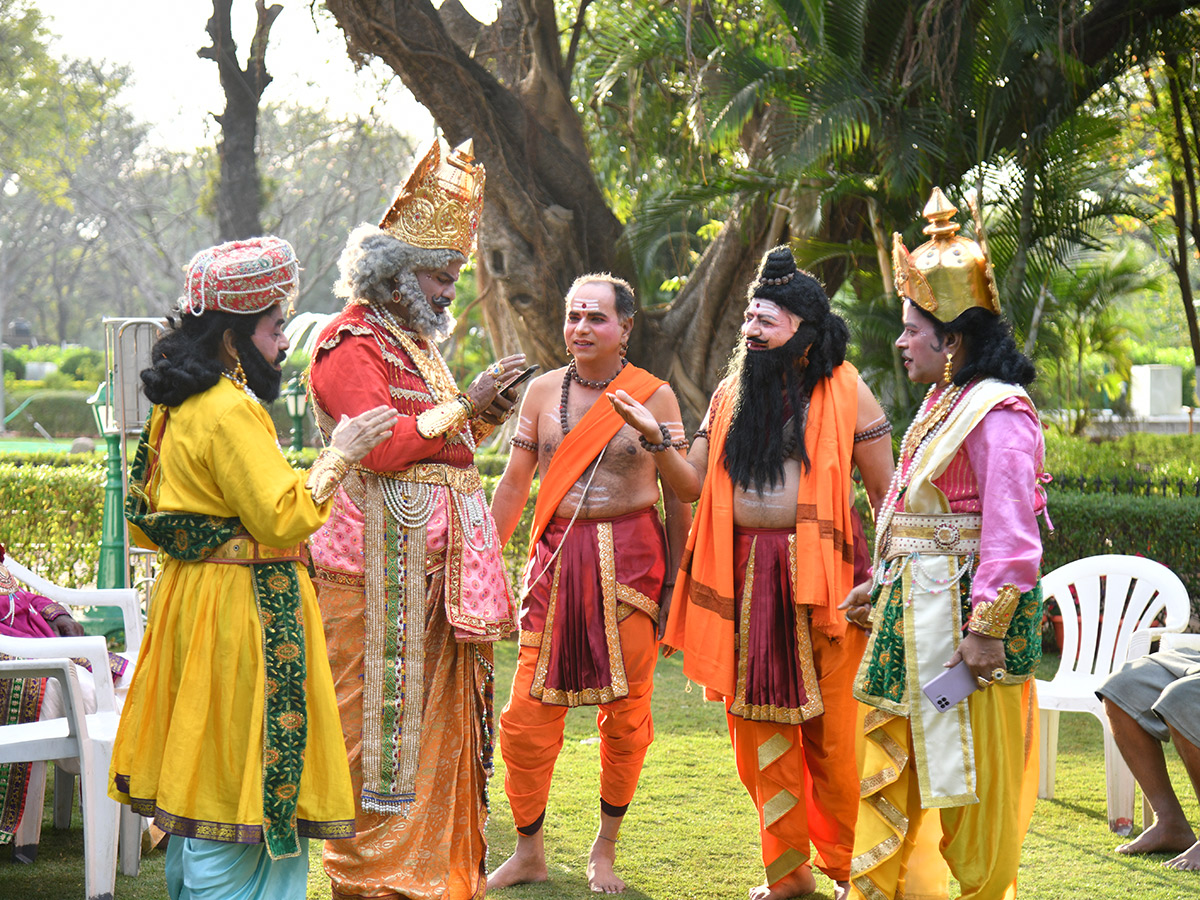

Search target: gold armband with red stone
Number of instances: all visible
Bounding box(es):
[967,582,1021,639]
[307,447,350,505]
[415,395,473,440]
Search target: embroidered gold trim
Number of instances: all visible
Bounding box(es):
[757,732,792,771]
[519,630,543,648]
[730,535,825,724]
[616,583,659,623]
[762,789,798,827]
[850,833,902,884]
[531,522,629,706]
[389,384,435,404]
[968,581,1021,638]
[206,535,307,564]
[765,847,808,886]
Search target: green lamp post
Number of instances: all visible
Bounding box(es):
[88,382,126,590]
[282,377,308,452]
[82,382,126,644]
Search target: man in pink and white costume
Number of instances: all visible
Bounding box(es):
[847,188,1047,900]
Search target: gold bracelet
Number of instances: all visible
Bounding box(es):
[415,397,471,439]
[307,447,351,505]
[968,582,1021,639]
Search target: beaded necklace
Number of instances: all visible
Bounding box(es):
[368,305,459,404]
[559,359,626,435]
[871,381,968,582]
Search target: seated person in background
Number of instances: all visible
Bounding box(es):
[0,548,132,849]
[1099,646,1200,871]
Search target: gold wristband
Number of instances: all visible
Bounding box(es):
[415,398,471,440]
[968,582,1021,639]
[307,447,351,505]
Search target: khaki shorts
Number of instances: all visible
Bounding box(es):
[1097,647,1200,748]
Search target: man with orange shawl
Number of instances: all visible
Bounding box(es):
[488,273,692,894]
[307,139,525,900]
[844,189,1046,900]
[611,246,893,900]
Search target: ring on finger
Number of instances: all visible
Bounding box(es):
[991,668,1006,682]
[976,676,992,689]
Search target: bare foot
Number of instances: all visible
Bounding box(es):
[588,835,626,893]
[488,832,548,891]
[1116,819,1197,856]
[833,880,850,900]
[748,864,817,900]
[1165,840,1200,871]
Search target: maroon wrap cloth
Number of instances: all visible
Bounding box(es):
[520,507,666,706]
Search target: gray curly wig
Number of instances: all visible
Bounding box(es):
[333,223,465,341]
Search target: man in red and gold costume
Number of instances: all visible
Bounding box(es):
[487,274,692,894]
[847,189,1046,900]
[308,139,525,900]
[611,246,894,900]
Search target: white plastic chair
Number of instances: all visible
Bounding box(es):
[0,639,119,900]
[1035,554,1190,834]
[0,556,144,877]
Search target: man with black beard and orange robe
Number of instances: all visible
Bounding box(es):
[610,246,893,900]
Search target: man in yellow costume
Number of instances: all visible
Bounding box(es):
[111,236,397,899]
[308,139,524,900]
[847,189,1047,900]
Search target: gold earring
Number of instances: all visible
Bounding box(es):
[228,357,247,391]
[943,351,954,385]
[391,289,401,304]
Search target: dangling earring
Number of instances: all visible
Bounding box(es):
[943,351,954,386]
[391,289,401,304]
[227,356,247,391]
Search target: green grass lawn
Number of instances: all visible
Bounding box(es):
[3,646,1199,899]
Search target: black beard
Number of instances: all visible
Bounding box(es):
[723,330,812,493]
[236,336,285,402]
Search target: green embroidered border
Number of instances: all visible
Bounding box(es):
[250,562,308,860]
[858,570,1044,706]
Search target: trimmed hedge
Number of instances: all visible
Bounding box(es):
[1042,491,1200,620]
[0,459,104,587]
[3,389,97,437]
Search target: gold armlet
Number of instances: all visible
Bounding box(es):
[968,582,1021,639]
[307,447,350,505]
[416,396,472,440]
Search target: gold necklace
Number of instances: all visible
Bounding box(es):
[901,383,963,461]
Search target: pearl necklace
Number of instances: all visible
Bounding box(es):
[560,359,625,434]
[872,381,970,583]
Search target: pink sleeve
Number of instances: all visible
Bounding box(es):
[962,399,1044,607]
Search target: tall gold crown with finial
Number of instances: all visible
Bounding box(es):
[892,186,1001,323]
[379,138,486,258]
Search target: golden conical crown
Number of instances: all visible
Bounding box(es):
[892,187,1001,322]
[379,138,485,258]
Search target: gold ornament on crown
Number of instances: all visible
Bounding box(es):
[892,186,1001,323]
[379,138,486,259]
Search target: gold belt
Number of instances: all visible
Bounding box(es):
[885,512,982,559]
[357,461,483,495]
[206,534,308,564]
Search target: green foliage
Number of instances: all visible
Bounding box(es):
[0,459,103,588]
[2,389,97,437]
[1045,432,1200,483]
[58,347,104,382]
[1042,492,1200,618]
[2,355,24,379]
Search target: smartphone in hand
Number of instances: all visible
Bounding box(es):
[922,660,979,713]
[502,365,539,392]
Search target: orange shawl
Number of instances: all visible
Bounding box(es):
[529,364,666,548]
[663,363,859,697]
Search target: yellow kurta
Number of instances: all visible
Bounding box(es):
[110,378,355,841]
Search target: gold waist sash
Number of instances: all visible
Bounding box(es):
[206,534,308,565]
[355,460,482,495]
[885,512,981,560]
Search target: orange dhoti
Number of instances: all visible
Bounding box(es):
[725,527,867,885]
[318,571,492,900]
[500,509,665,830]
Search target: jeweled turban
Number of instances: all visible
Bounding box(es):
[181,236,299,316]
